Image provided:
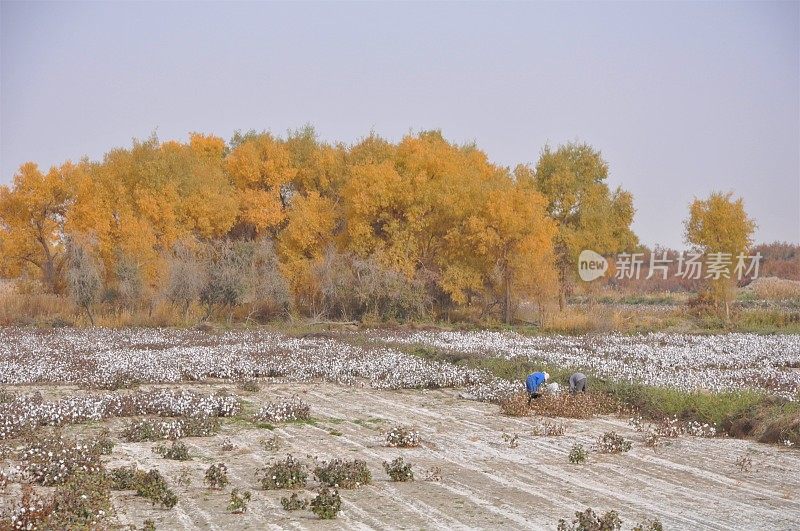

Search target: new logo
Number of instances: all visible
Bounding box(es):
[578,250,608,281]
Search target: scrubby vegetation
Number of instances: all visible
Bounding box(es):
[314,458,372,489]
[596,432,632,454]
[227,488,251,514]
[204,463,229,489]
[568,444,588,464]
[153,441,191,461]
[310,487,342,519]
[280,492,309,511]
[122,417,221,442]
[383,457,414,482]
[259,455,308,490]
[109,467,178,509]
[384,425,421,448]
[557,508,622,531]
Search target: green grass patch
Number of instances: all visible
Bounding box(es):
[443,350,800,445]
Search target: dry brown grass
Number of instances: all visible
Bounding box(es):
[746,277,800,302]
[0,293,202,328]
[500,392,617,419]
[0,294,75,326]
[499,393,530,417]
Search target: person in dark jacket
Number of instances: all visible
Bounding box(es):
[569,372,587,394]
[526,371,549,404]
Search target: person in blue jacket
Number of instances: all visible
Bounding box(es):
[526,371,550,404]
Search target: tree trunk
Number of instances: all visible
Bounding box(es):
[504,269,512,324]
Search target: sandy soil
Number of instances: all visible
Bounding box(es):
[55,382,800,530]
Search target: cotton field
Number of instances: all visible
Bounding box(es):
[376,330,800,399]
[0,328,488,391]
[1,327,799,529]
[1,328,798,401]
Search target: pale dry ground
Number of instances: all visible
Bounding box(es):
[4,382,800,530]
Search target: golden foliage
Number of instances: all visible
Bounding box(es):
[685,191,756,314]
[1,129,641,323]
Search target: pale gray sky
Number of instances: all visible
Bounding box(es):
[1,1,798,249]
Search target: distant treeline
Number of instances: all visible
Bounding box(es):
[2,127,776,324]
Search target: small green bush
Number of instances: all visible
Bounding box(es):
[383,457,414,482]
[596,432,632,454]
[280,492,309,511]
[153,440,191,461]
[48,470,112,529]
[310,487,341,519]
[558,508,622,531]
[227,488,251,514]
[238,380,260,392]
[314,458,372,489]
[109,466,177,509]
[259,455,308,490]
[204,463,229,489]
[569,443,588,464]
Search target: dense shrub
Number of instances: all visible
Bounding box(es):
[528,393,616,419]
[153,440,191,460]
[19,433,103,486]
[246,239,291,321]
[201,240,252,314]
[383,457,414,482]
[310,487,341,519]
[557,508,622,531]
[65,238,103,325]
[384,425,421,448]
[313,250,430,321]
[204,463,229,489]
[596,432,632,454]
[109,466,178,509]
[281,492,309,511]
[259,455,308,490]
[122,417,220,442]
[568,444,588,464]
[165,243,205,314]
[3,485,54,530]
[227,488,252,514]
[499,392,530,417]
[48,470,112,529]
[115,253,146,310]
[314,458,372,489]
[238,380,260,392]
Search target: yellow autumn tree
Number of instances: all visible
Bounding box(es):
[0,162,73,291]
[685,191,756,319]
[341,131,501,280]
[277,190,337,310]
[66,134,238,285]
[444,180,558,323]
[285,125,347,197]
[226,133,296,237]
[534,142,637,308]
